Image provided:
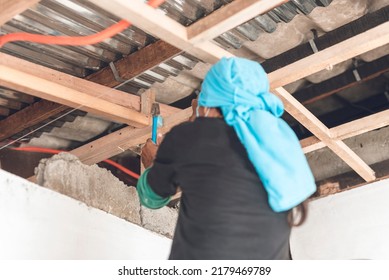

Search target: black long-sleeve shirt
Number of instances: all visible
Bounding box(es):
[148,117,291,259]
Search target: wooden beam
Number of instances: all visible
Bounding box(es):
[0,40,182,141]
[268,22,389,88]
[274,87,375,182]
[0,101,67,141]
[88,0,233,63]
[0,65,150,127]
[0,53,141,110]
[140,89,156,173]
[261,6,389,73]
[294,55,389,105]
[187,0,287,44]
[301,109,389,153]
[0,0,41,26]
[70,108,192,165]
[86,40,182,88]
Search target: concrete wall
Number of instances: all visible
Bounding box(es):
[0,169,171,260]
[35,153,178,238]
[291,178,389,259]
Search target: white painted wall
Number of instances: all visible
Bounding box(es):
[291,178,389,259]
[0,169,172,260]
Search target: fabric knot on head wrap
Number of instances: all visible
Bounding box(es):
[199,57,316,212]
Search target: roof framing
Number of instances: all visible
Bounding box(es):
[2,0,389,183]
[0,39,182,141]
[186,0,288,44]
[87,0,389,181]
[0,53,150,127]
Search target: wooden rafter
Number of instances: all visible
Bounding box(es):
[294,55,389,105]
[86,40,182,88]
[0,64,150,127]
[267,22,389,88]
[88,0,234,63]
[261,6,389,73]
[187,0,287,44]
[0,40,182,141]
[0,0,41,26]
[0,101,67,142]
[274,87,375,181]
[71,107,191,165]
[301,109,389,153]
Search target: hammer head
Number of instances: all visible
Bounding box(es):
[151,103,160,116]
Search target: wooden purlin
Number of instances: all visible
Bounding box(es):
[0,64,150,127]
[86,40,182,88]
[274,87,375,182]
[0,0,41,26]
[0,41,181,140]
[301,109,389,153]
[0,101,68,142]
[87,0,234,63]
[90,0,389,182]
[71,108,191,165]
[187,0,287,44]
[267,22,389,89]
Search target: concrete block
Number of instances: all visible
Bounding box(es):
[35,153,141,225]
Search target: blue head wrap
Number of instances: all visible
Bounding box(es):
[199,57,316,212]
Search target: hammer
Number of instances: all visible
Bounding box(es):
[151,103,160,144]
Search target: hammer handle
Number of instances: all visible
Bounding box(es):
[151,115,158,143]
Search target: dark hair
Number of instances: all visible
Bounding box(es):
[287,201,308,227]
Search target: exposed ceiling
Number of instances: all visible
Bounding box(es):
[0,0,388,197]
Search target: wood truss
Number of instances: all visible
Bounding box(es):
[1,0,389,184]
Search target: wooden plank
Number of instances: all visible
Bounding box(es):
[293,55,389,105]
[140,89,156,173]
[0,53,141,110]
[0,65,150,127]
[187,0,287,44]
[331,109,389,140]
[261,7,389,73]
[86,40,182,88]
[140,89,155,117]
[71,108,192,165]
[0,41,182,141]
[0,0,41,26]
[300,109,389,153]
[88,0,233,63]
[0,101,67,141]
[268,22,389,89]
[274,87,375,182]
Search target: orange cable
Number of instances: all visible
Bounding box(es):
[12,146,140,180]
[0,0,165,48]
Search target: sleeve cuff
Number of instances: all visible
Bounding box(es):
[136,167,171,209]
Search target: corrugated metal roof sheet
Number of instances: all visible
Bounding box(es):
[7,0,385,150]
[0,0,332,89]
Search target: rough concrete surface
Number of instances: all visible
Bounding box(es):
[35,153,142,225]
[141,206,178,239]
[34,153,178,237]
